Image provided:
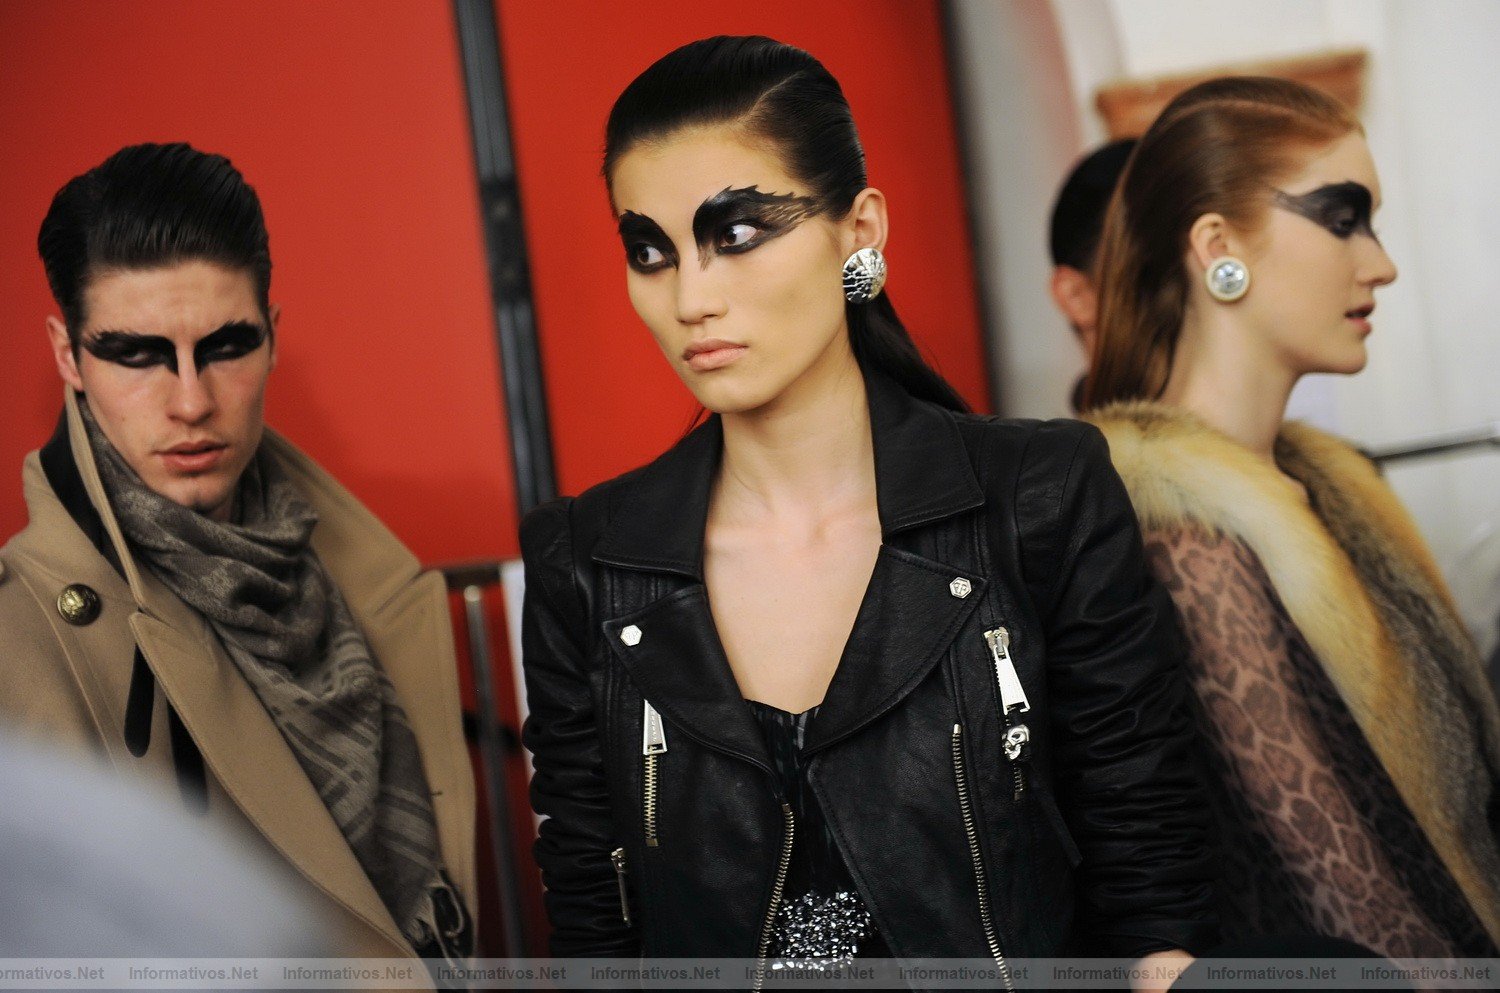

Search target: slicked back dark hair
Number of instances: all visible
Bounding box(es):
[1049,138,1137,272]
[38,142,272,349]
[603,35,969,413]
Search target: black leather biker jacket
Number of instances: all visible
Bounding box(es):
[519,372,1218,978]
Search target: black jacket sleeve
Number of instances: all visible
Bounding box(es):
[519,498,637,956]
[1020,420,1219,958]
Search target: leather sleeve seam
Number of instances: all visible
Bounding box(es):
[1046,427,1092,605]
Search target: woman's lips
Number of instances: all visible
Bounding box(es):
[684,343,748,372]
[1345,304,1375,335]
[160,444,227,473]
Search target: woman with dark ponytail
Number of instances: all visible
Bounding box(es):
[520,36,1217,985]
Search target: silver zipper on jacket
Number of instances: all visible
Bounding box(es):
[985,628,1030,799]
[752,802,796,993]
[642,699,667,847]
[985,628,1030,714]
[610,847,633,927]
[952,723,1015,991]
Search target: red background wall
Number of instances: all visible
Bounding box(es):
[0,0,533,955]
[0,1,516,563]
[0,1,987,564]
[1,0,985,952]
[494,0,991,498]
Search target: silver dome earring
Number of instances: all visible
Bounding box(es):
[841,247,887,304]
[1205,256,1251,302]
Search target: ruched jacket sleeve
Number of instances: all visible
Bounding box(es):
[519,498,638,956]
[1018,422,1219,957]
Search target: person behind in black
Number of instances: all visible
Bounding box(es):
[518,35,1216,990]
[1048,138,1137,411]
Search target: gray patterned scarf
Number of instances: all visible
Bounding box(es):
[79,400,466,957]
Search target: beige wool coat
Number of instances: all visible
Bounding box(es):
[0,389,476,962]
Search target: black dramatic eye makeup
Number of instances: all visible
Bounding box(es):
[618,212,677,274]
[617,185,821,273]
[689,186,819,264]
[1273,181,1378,241]
[83,331,177,369]
[82,320,268,374]
[191,321,268,367]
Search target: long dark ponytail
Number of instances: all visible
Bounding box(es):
[604,35,968,413]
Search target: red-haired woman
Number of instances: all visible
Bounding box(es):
[1085,76,1500,958]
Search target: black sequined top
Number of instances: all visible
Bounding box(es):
[745,699,891,967]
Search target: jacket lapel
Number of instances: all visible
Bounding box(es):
[352,574,476,914]
[605,586,772,769]
[13,456,146,770]
[129,602,406,948]
[58,389,448,951]
[591,371,987,761]
[263,430,478,914]
[592,415,720,580]
[592,373,985,576]
[804,546,984,755]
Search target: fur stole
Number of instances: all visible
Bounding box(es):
[1087,400,1500,945]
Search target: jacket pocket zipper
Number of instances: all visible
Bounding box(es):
[642,699,667,847]
[952,723,1015,991]
[985,627,1030,799]
[752,802,795,993]
[610,847,633,927]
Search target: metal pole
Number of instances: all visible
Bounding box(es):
[452,0,557,516]
[1368,423,1500,466]
[449,0,551,945]
[462,580,527,956]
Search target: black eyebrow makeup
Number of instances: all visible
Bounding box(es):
[190,320,268,369]
[82,320,268,374]
[617,211,677,273]
[690,186,819,265]
[616,186,822,273]
[1272,181,1378,241]
[83,331,177,369]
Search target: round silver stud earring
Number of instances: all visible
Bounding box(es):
[841,247,887,304]
[1205,256,1250,302]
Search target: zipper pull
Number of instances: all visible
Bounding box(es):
[985,627,1030,714]
[642,699,667,755]
[1003,724,1031,762]
[610,847,633,927]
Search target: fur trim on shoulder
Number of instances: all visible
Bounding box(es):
[1088,400,1500,944]
[1277,420,1462,620]
[1088,402,1392,727]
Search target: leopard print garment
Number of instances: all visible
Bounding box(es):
[1144,525,1496,959]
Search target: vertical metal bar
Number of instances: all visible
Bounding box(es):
[463,583,527,956]
[452,0,557,515]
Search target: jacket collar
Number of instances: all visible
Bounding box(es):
[39,408,121,575]
[592,368,984,579]
[38,387,474,954]
[51,387,428,619]
[592,370,987,770]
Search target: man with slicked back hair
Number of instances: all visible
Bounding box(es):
[0,143,476,971]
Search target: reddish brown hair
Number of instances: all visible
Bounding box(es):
[1082,76,1361,409]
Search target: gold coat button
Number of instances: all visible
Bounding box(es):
[57,584,102,625]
